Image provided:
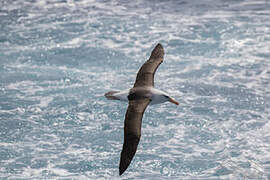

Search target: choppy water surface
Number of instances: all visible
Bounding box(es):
[0,0,270,179]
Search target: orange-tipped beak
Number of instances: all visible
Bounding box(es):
[169,98,179,105]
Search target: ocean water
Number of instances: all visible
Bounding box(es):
[0,0,270,179]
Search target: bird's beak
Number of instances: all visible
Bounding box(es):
[169,98,179,105]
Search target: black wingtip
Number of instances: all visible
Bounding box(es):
[119,158,129,176]
[156,43,163,48]
[119,168,125,176]
[119,152,131,176]
[119,133,141,176]
[150,43,164,59]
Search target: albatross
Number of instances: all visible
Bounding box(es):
[104,43,179,175]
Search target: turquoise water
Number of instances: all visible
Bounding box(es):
[0,0,270,179]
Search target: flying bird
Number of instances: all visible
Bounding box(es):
[104,43,179,175]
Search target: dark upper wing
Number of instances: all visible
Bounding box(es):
[133,43,164,87]
[119,99,150,175]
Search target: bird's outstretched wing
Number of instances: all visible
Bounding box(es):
[119,98,150,175]
[133,43,164,87]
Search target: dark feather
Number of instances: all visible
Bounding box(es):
[119,99,150,175]
[133,43,164,87]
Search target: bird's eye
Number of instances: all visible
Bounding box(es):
[164,95,169,98]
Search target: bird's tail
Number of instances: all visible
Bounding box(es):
[104,91,120,100]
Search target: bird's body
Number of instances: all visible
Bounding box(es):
[105,87,178,105]
[104,43,178,175]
